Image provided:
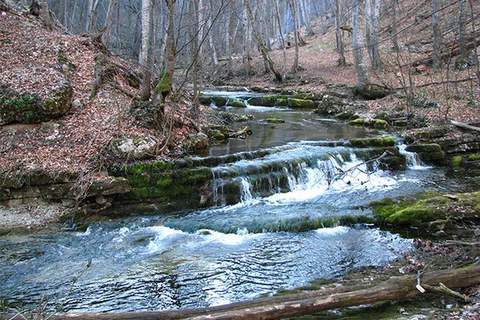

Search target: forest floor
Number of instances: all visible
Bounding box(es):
[0,7,204,177]
[216,14,480,126]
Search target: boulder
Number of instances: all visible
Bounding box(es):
[111,135,158,160]
[184,132,209,152]
[87,176,131,196]
[228,98,246,108]
[349,118,389,130]
[353,83,390,100]
[287,98,317,109]
[315,95,346,115]
[0,78,73,125]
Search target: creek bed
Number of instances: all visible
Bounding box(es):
[0,90,469,313]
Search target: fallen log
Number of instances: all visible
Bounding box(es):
[451,120,480,133]
[2,264,479,320]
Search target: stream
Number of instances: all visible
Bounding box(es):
[0,90,468,313]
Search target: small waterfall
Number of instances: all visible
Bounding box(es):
[211,169,225,206]
[239,178,253,202]
[398,144,430,170]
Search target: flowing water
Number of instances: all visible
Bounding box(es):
[0,90,467,313]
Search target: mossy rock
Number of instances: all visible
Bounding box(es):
[0,81,73,124]
[183,133,209,153]
[276,98,288,106]
[265,117,285,124]
[403,126,449,142]
[467,153,480,161]
[335,111,358,120]
[208,129,228,141]
[198,95,212,105]
[247,96,277,107]
[228,98,246,108]
[451,155,463,168]
[213,96,227,107]
[379,155,407,171]
[371,192,480,229]
[349,118,368,126]
[405,143,442,154]
[371,119,389,129]
[349,117,388,129]
[349,136,396,148]
[353,83,391,100]
[287,98,317,109]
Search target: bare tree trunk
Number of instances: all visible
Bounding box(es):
[38,0,54,30]
[352,0,369,88]
[274,0,287,76]
[432,0,443,71]
[290,0,300,73]
[244,0,283,82]
[335,0,346,66]
[458,0,467,63]
[139,0,153,101]
[189,0,200,117]
[391,0,400,52]
[365,0,373,61]
[242,2,252,76]
[163,0,176,100]
[102,0,118,45]
[300,0,314,36]
[468,0,480,85]
[86,0,100,33]
[371,0,382,69]
[207,1,218,68]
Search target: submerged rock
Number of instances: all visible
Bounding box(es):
[265,117,285,124]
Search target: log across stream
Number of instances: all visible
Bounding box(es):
[0,91,475,316]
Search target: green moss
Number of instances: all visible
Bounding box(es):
[228,98,246,108]
[467,153,480,161]
[451,155,463,168]
[213,96,227,107]
[350,136,396,148]
[198,95,211,105]
[287,98,316,109]
[371,195,446,225]
[370,192,480,227]
[276,98,288,106]
[372,118,389,129]
[405,143,442,153]
[208,129,227,140]
[154,71,171,95]
[265,117,285,124]
[248,96,277,107]
[380,155,406,171]
[349,118,367,126]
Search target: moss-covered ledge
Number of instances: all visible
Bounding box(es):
[108,160,215,212]
[370,192,480,234]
